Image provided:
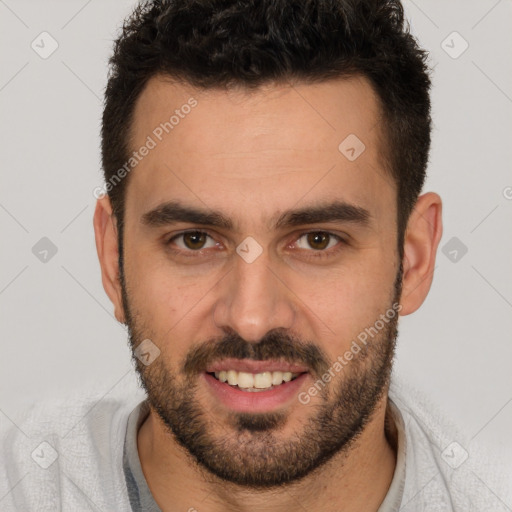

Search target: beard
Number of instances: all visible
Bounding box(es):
[120,263,403,489]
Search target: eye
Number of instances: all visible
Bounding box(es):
[294,232,342,252]
[168,230,218,251]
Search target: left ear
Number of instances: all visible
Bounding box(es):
[400,192,443,316]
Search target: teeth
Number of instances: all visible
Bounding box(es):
[212,370,301,390]
[271,371,283,385]
[227,370,237,385]
[237,371,254,388]
[254,371,272,388]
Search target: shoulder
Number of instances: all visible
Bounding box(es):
[0,383,146,511]
[389,375,512,511]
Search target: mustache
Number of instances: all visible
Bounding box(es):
[183,328,330,379]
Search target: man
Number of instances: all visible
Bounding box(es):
[1,0,510,510]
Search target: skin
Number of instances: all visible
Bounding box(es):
[94,75,442,511]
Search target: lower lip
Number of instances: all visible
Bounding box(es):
[203,372,308,413]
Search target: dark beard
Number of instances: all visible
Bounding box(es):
[121,262,402,489]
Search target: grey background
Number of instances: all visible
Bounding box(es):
[1,0,511,468]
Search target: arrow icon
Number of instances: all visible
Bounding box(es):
[338,134,365,161]
[31,31,59,60]
[135,339,161,365]
[442,236,468,263]
[441,441,468,469]
[236,236,263,263]
[32,237,58,263]
[31,441,58,468]
[441,31,469,60]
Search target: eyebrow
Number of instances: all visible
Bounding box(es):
[141,200,371,231]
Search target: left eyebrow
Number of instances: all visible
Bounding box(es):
[273,201,371,229]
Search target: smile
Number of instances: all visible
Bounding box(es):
[209,370,302,392]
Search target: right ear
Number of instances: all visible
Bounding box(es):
[93,196,126,324]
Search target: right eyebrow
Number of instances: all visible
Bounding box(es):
[141,201,234,230]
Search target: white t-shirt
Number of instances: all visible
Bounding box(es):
[1,376,510,511]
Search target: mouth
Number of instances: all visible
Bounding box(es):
[203,360,309,412]
[207,370,302,392]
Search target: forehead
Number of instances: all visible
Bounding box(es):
[125,75,394,225]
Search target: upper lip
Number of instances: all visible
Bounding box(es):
[205,358,309,374]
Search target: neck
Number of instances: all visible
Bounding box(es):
[138,394,396,512]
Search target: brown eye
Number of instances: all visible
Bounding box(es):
[182,231,207,250]
[293,231,345,258]
[306,232,331,250]
[169,231,216,251]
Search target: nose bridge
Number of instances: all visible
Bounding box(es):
[213,251,295,343]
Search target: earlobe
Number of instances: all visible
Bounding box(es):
[399,192,443,316]
[93,196,126,324]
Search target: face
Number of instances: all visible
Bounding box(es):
[119,75,402,487]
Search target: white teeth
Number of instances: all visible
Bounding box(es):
[237,372,254,389]
[227,370,237,385]
[271,371,283,385]
[254,371,272,389]
[211,369,301,390]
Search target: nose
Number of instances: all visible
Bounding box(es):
[212,250,296,343]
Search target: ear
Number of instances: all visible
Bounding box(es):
[400,192,443,316]
[93,196,126,323]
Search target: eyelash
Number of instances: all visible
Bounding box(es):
[165,230,347,260]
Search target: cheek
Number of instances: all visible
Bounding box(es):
[125,248,220,337]
[299,261,396,354]
[124,248,178,323]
